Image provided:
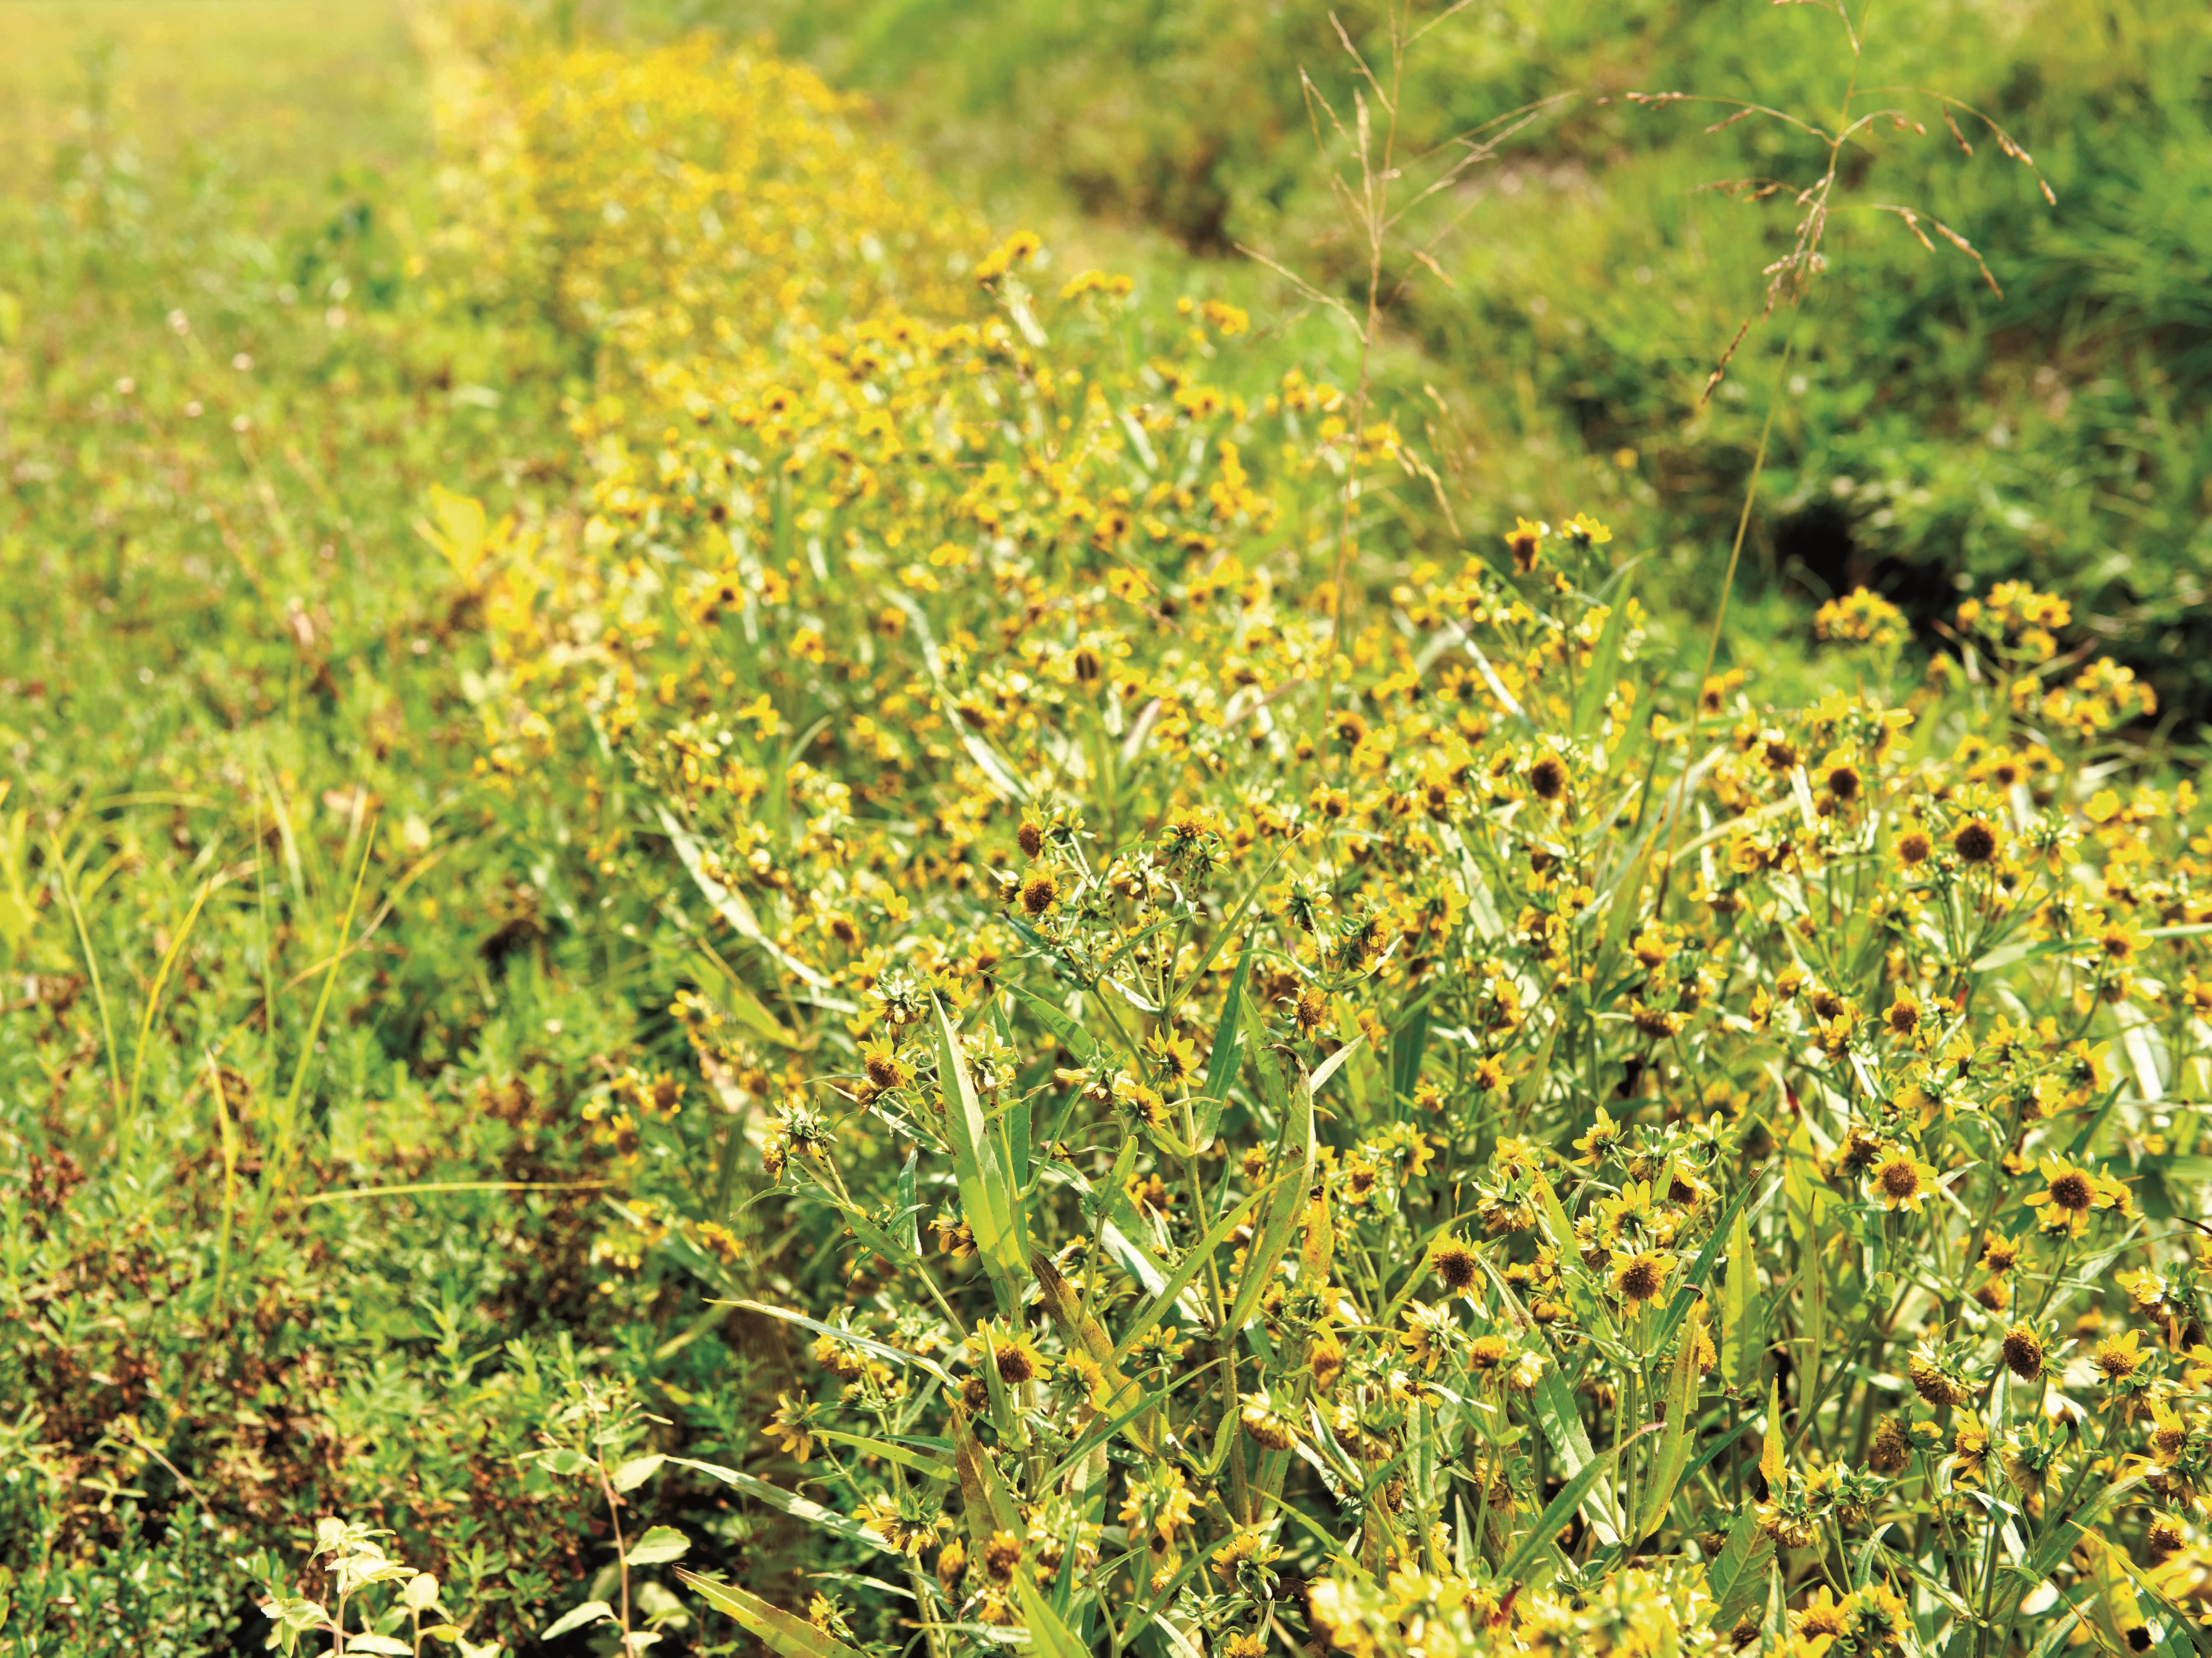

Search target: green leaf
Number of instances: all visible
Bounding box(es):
[2024,1475,2142,1583]
[1239,986,1294,1125]
[718,1299,954,1387]
[1112,1184,1267,1363]
[934,994,1026,1298]
[1032,1252,1161,1455]
[1500,1425,1654,1582]
[1609,690,1654,778]
[1781,1117,1828,1244]
[1193,943,1254,1147]
[539,1601,614,1642]
[1637,1302,1705,1538]
[687,946,796,1046]
[897,1149,920,1256]
[1529,1168,1612,1335]
[1009,984,1100,1064]
[625,1525,690,1566]
[612,1453,666,1493]
[1719,1205,1761,1393]
[664,1460,902,1558]
[950,1403,1024,1542]
[1391,1003,1431,1102]
[1226,1016,1312,1333]
[676,1572,865,1658]
[811,1430,955,1481]
[1657,1175,1774,1351]
[1513,1016,1564,1120]
[1971,936,2073,974]
[658,807,834,991]
[1306,1030,1365,1100]
[1706,1505,1773,1631]
[1590,828,1659,989]
[1759,1376,1785,1495]
[1573,570,1636,739]
[1442,825,1505,940]
[1165,849,1288,1019]
[1013,1576,1089,1658]
[1459,633,1536,735]
[1528,1366,1621,1546]
[1327,999,1376,1118]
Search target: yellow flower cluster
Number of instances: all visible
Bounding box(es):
[417,20,2212,1657]
[1814,585,1906,649]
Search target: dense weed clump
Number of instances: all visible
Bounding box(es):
[428,18,2210,1658]
[0,4,2207,1656]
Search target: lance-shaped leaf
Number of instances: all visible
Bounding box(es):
[1499,1424,1657,1583]
[2024,1474,2142,1583]
[1226,1012,1313,1332]
[1113,1183,1266,1360]
[1657,1174,1773,1352]
[2080,1531,2150,1656]
[1705,1505,1773,1631]
[1637,1300,1705,1538]
[1013,1577,1090,1658]
[1528,1366,1622,1546]
[811,1430,956,1482]
[1192,943,1253,1147]
[1512,1014,1563,1121]
[1720,1206,1763,1392]
[950,1401,1023,1543]
[1299,1184,1334,1284]
[719,1300,955,1389]
[676,1572,866,1658]
[1009,984,1100,1064]
[1572,567,1637,741]
[1032,1252,1159,1454]
[658,808,832,991]
[1530,1168,1614,1337]
[665,1460,902,1558]
[1759,1376,1786,1495]
[934,994,1026,1295]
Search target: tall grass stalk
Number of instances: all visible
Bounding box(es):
[50,833,122,1124]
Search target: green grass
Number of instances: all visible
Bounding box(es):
[0,11,680,1647]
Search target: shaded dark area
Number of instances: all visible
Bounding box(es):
[1773,498,1959,631]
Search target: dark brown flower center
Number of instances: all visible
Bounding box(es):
[1618,1258,1662,1301]
[2049,1170,2093,1212]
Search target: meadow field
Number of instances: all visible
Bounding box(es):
[2,2,2210,1655]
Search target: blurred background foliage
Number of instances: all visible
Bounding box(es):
[573,0,2212,729]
